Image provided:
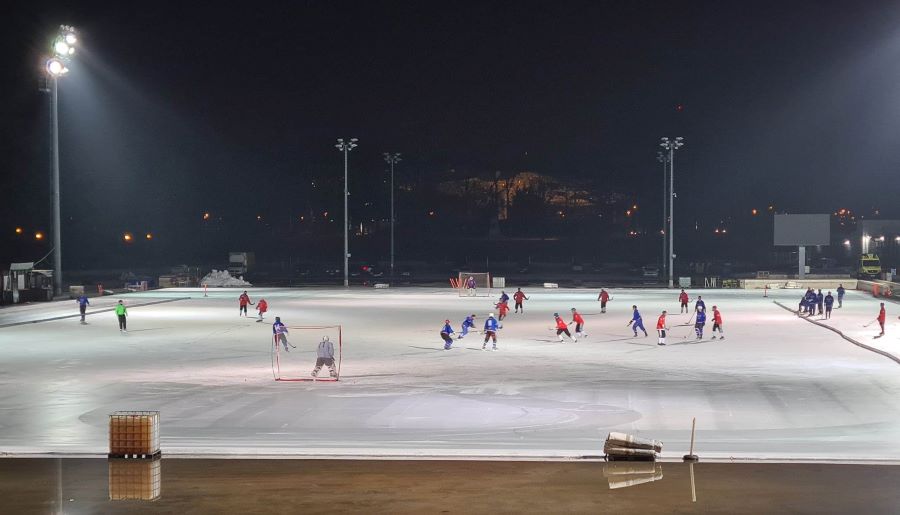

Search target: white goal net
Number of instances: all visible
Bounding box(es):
[457,272,491,297]
[272,325,342,382]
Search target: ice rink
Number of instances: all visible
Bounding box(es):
[0,286,898,461]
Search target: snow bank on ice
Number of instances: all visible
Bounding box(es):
[200,270,252,287]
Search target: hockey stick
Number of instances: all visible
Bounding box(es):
[862,320,876,328]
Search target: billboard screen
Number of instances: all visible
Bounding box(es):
[774,214,830,246]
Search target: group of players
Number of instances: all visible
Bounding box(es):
[648,290,724,346]
[237,290,338,378]
[797,285,845,319]
[438,287,724,350]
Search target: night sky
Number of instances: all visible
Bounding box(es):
[2,1,900,267]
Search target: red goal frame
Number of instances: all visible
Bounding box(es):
[271,325,342,382]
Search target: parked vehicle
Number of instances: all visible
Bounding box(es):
[641,265,660,278]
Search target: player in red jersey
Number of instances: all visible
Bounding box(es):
[656,310,668,346]
[711,306,724,340]
[513,288,529,313]
[569,308,587,338]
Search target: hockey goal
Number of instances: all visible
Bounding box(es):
[457,272,491,297]
[272,325,342,382]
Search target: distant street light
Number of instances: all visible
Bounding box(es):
[44,25,77,297]
[660,137,684,288]
[383,152,401,281]
[335,138,358,287]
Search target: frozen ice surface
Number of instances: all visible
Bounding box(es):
[0,287,898,461]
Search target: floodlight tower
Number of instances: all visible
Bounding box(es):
[659,137,684,288]
[336,138,358,287]
[383,152,401,280]
[45,25,77,297]
[657,150,669,280]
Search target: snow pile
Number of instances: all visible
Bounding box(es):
[200,269,252,287]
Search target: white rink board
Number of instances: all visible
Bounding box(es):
[0,286,897,461]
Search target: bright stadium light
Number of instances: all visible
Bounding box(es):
[43,24,78,297]
[336,138,358,287]
[659,136,684,288]
[54,40,71,56]
[383,152,402,281]
[46,58,67,76]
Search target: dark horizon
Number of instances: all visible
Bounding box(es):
[3,1,900,270]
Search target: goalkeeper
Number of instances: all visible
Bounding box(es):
[312,336,338,378]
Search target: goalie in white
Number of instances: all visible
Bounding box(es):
[311,336,338,378]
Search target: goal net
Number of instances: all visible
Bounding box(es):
[458,272,491,297]
[272,325,342,382]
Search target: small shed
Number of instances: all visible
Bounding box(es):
[2,262,53,304]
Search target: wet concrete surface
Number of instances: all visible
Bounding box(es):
[1,458,898,514]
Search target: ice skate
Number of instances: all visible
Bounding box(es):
[492,346,498,351]
[658,342,666,346]
[482,344,487,350]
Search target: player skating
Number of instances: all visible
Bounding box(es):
[678,289,689,313]
[552,313,577,342]
[875,303,886,338]
[711,306,724,339]
[569,308,587,338]
[627,305,648,337]
[513,288,529,313]
[239,290,254,317]
[440,320,455,350]
[76,294,90,324]
[483,313,499,350]
[256,298,268,322]
[498,290,510,304]
[694,295,706,313]
[465,276,477,297]
[656,310,668,346]
[837,284,845,308]
[496,300,510,328]
[273,316,295,351]
[816,289,824,315]
[823,292,834,320]
[115,300,127,333]
[457,314,477,339]
[597,288,610,313]
[803,288,816,316]
[694,308,707,339]
[311,336,338,378]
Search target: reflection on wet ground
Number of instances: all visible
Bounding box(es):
[1,458,898,514]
